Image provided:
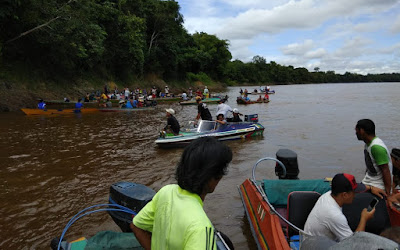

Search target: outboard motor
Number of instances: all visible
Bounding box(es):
[245,114,259,123]
[275,149,299,179]
[108,182,156,232]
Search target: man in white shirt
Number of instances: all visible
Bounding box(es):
[304,173,375,242]
[216,99,232,118]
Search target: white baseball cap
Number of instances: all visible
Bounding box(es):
[233,108,239,113]
[165,108,175,115]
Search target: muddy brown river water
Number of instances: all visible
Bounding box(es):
[1,82,399,249]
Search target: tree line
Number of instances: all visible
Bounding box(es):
[1,0,399,85]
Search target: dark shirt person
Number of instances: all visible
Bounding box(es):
[231,108,242,122]
[131,137,233,249]
[195,96,212,123]
[391,148,400,192]
[164,108,180,135]
[304,173,375,241]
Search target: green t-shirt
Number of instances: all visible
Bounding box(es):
[133,184,216,250]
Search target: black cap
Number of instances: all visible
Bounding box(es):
[332,173,366,193]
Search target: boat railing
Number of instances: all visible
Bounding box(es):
[251,157,308,237]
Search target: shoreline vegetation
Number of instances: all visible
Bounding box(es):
[1,0,400,112]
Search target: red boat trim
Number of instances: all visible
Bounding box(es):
[240,184,269,249]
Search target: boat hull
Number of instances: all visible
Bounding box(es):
[238,179,290,250]
[21,108,99,115]
[98,107,155,112]
[155,123,264,148]
[179,98,222,105]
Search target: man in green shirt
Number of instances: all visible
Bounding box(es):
[355,119,392,198]
[130,137,233,249]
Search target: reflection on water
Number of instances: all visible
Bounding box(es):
[0,82,399,249]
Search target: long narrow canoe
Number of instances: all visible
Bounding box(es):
[179,97,221,105]
[98,107,155,112]
[21,108,99,115]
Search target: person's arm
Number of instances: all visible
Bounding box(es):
[130,223,151,250]
[379,164,392,195]
[371,145,392,195]
[355,207,375,232]
[387,192,400,209]
[368,185,386,199]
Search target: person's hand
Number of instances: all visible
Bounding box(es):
[387,193,400,209]
[361,207,375,221]
[371,186,387,199]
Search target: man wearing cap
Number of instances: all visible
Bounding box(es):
[164,108,180,135]
[304,173,375,242]
[231,108,242,122]
[355,119,392,198]
[216,99,232,118]
[195,96,212,123]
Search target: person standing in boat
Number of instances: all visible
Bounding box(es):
[37,99,46,109]
[188,87,193,99]
[165,86,169,97]
[216,99,232,118]
[131,137,233,250]
[195,96,212,123]
[355,119,392,198]
[203,86,209,98]
[75,99,83,109]
[164,108,180,135]
[304,173,375,242]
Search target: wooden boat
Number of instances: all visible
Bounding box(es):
[238,149,400,250]
[52,182,231,250]
[98,107,155,112]
[155,119,264,148]
[153,97,182,103]
[179,97,222,105]
[21,108,99,115]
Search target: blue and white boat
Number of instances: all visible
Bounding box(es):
[155,117,264,148]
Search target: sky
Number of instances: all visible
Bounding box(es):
[177,0,400,74]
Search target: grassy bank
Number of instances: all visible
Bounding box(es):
[0,68,228,112]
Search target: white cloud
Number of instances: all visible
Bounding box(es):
[391,15,400,33]
[179,0,400,74]
[281,40,315,56]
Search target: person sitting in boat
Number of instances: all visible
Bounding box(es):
[131,137,233,250]
[304,173,375,242]
[84,93,90,102]
[264,92,269,101]
[391,148,400,192]
[257,95,263,102]
[37,99,46,109]
[216,113,227,125]
[195,88,202,98]
[105,98,112,108]
[231,108,243,122]
[125,97,135,109]
[195,96,212,123]
[75,99,83,109]
[239,88,243,95]
[118,100,126,108]
[164,108,180,136]
[181,91,188,101]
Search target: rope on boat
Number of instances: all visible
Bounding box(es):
[251,157,308,236]
[57,204,137,250]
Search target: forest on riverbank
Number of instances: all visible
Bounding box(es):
[1,0,400,111]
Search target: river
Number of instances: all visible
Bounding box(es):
[0,82,399,249]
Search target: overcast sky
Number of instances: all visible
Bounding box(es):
[177,0,400,74]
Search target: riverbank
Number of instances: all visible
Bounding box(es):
[0,75,228,112]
